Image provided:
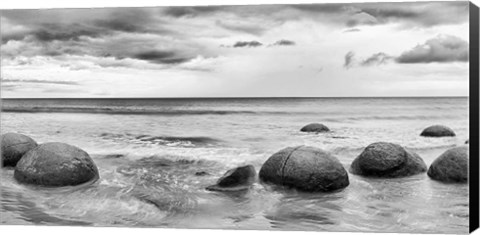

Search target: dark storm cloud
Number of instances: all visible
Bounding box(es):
[357,1,468,27]
[232,41,263,48]
[360,53,393,66]
[1,8,163,45]
[271,40,295,46]
[291,1,468,27]
[289,4,347,13]
[396,35,469,64]
[2,78,79,85]
[132,50,193,64]
[344,51,355,69]
[162,6,224,18]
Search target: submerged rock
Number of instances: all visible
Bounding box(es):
[14,142,99,187]
[1,133,38,167]
[420,125,455,137]
[195,171,209,176]
[350,142,427,178]
[300,123,330,133]
[428,146,468,183]
[259,146,349,192]
[206,165,256,192]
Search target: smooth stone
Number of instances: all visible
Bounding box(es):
[259,146,349,192]
[300,123,330,133]
[420,125,455,137]
[206,165,256,192]
[428,146,468,183]
[14,142,99,187]
[1,133,38,167]
[350,142,427,178]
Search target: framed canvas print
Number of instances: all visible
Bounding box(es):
[1,0,479,234]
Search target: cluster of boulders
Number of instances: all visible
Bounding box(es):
[1,121,470,193]
[205,123,469,193]
[1,133,99,187]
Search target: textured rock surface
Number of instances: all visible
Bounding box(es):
[300,123,330,133]
[420,125,455,137]
[428,146,468,183]
[1,133,38,167]
[206,165,256,191]
[14,142,99,187]
[259,146,349,192]
[350,142,427,178]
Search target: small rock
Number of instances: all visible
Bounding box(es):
[300,123,330,133]
[350,142,427,178]
[420,125,455,137]
[206,165,256,192]
[14,142,99,187]
[195,171,209,176]
[1,133,38,167]
[428,146,468,183]
[465,139,469,144]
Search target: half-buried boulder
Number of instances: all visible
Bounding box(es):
[300,123,330,133]
[350,142,427,178]
[206,165,256,192]
[1,133,38,167]
[420,125,455,137]
[14,142,99,187]
[259,146,349,192]
[428,146,468,183]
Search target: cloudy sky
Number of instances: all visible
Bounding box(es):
[0,1,470,98]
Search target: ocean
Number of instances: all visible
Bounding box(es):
[0,97,469,233]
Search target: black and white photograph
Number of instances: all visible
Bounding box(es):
[0,1,477,234]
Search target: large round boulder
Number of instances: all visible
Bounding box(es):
[300,123,330,133]
[428,146,468,183]
[206,165,256,192]
[350,142,427,178]
[14,142,99,187]
[259,146,349,192]
[1,133,38,167]
[420,125,455,137]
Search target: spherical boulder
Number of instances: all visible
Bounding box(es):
[300,123,330,133]
[14,142,99,187]
[1,133,38,167]
[206,165,256,192]
[428,146,468,183]
[420,125,455,137]
[259,146,349,192]
[350,142,427,178]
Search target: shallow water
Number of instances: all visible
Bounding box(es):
[0,97,469,233]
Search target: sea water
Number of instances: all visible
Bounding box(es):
[0,97,469,233]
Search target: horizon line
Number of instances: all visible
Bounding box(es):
[0,96,470,100]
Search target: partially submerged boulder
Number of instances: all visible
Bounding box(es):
[259,146,349,192]
[206,165,256,192]
[350,142,427,178]
[1,133,38,167]
[420,125,455,137]
[14,142,99,187]
[428,146,468,183]
[300,123,330,133]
